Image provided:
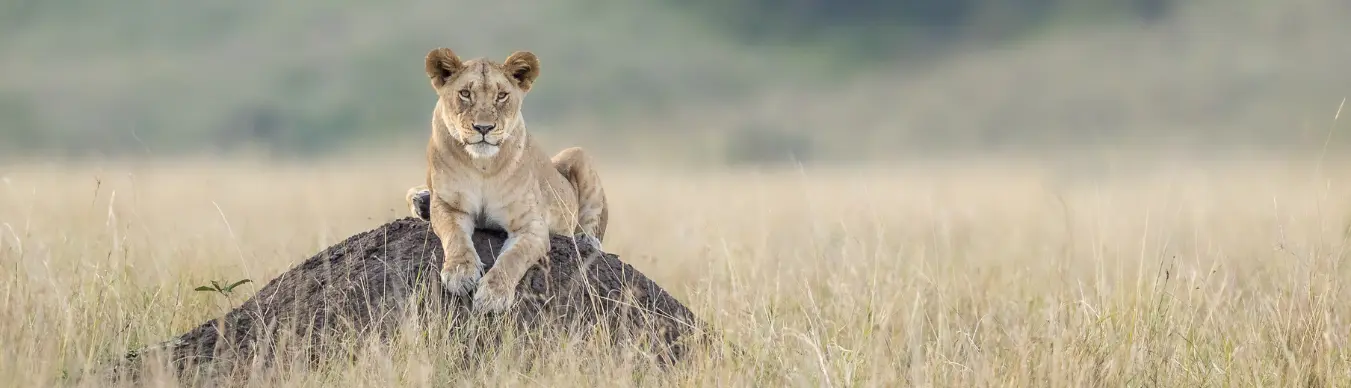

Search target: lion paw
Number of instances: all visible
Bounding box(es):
[471,273,517,313]
[580,234,603,251]
[406,187,432,220]
[439,262,482,296]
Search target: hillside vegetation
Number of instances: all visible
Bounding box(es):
[1,0,1348,164]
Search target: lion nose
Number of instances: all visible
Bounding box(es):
[472,123,495,134]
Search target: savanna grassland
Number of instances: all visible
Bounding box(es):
[0,156,1348,387]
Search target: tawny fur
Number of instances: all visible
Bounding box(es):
[404,47,609,313]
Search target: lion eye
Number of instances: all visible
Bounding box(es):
[458,90,471,99]
[496,92,509,101]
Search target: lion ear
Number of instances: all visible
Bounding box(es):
[502,51,540,92]
[425,48,464,89]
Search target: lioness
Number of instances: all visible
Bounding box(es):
[404,47,609,313]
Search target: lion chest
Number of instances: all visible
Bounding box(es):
[431,172,547,233]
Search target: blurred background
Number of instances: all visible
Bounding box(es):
[1,0,1348,167]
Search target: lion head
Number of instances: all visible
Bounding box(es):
[424,47,541,159]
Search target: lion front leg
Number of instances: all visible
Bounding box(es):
[473,218,547,313]
[428,197,483,296]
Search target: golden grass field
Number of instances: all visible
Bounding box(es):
[1,156,1349,387]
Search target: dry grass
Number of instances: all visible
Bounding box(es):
[1,156,1349,387]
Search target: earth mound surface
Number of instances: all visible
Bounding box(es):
[117,217,709,382]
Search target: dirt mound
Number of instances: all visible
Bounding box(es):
[115,217,710,382]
